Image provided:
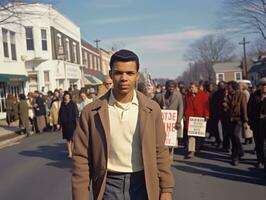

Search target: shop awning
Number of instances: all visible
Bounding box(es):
[84,75,103,85]
[0,74,27,82]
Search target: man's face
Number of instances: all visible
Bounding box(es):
[166,84,176,94]
[104,78,113,90]
[260,84,266,94]
[190,84,198,94]
[80,93,87,100]
[110,61,140,96]
[227,84,233,93]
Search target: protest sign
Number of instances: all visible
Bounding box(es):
[187,117,207,137]
[161,110,178,146]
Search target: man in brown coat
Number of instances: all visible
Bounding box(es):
[72,49,174,200]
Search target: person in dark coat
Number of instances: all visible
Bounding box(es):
[248,77,266,171]
[18,94,30,136]
[33,91,46,133]
[58,91,79,158]
[208,81,226,148]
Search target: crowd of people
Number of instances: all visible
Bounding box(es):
[152,77,266,174]
[5,75,266,172]
[5,75,113,158]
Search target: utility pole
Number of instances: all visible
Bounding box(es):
[239,37,250,79]
[94,39,101,49]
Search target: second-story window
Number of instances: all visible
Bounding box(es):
[10,31,16,60]
[25,27,34,50]
[72,42,77,63]
[65,38,70,61]
[2,28,9,58]
[41,29,47,51]
[57,33,63,58]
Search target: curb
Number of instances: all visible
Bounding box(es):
[0,133,28,149]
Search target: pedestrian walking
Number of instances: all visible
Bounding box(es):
[227,81,248,166]
[27,92,35,132]
[155,80,184,160]
[208,81,224,148]
[18,94,30,136]
[58,91,79,158]
[6,94,14,125]
[77,87,91,115]
[185,82,209,159]
[33,91,46,133]
[248,77,266,171]
[49,90,61,131]
[72,49,174,200]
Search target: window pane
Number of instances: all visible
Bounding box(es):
[25,27,33,38]
[42,40,47,51]
[2,29,8,42]
[27,39,34,50]
[41,29,47,39]
[10,31,15,44]
[3,42,9,58]
[44,71,49,82]
[11,44,16,60]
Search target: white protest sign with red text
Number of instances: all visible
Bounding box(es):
[161,110,178,147]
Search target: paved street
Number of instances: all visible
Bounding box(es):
[0,132,265,200]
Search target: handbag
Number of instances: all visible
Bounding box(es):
[243,125,253,139]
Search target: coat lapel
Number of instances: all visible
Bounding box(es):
[137,92,153,142]
[95,92,111,155]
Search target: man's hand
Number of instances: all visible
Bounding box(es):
[160,193,172,200]
[243,122,248,129]
[56,124,60,129]
[175,122,181,130]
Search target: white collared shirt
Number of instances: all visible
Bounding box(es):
[107,90,143,172]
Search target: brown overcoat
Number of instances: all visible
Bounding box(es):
[72,91,174,200]
[18,100,29,129]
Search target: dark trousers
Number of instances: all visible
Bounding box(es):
[228,121,244,161]
[103,170,148,200]
[208,117,221,144]
[221,118,231,150]
[257,119,266,168]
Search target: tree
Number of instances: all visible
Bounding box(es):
[223,0,266,40]
[0,0,39,25]
[184,34,236,81]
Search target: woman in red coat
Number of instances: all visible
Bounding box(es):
[185,82,209,158]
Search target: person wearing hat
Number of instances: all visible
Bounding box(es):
[72,49,174,200]
[248,77,266,171]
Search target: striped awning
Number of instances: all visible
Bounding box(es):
[84,75,103,85]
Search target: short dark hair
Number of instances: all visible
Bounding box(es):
[165,80,176,88]
[79,87,87,95]
[109,49,140,71]
[63,91,72,99]
[227,81,239,90]
[19,93,26,100]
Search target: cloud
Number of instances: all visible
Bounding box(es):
[87,14,160,25]
[103,29,214,54]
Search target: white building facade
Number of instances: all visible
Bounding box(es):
[0,3,82,117]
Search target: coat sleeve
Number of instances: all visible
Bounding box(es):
[240,93,248,123]
[72,109,90,200]
[176,92,184,124]
[154,104,175,193]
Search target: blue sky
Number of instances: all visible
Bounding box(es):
[39,0,227,78]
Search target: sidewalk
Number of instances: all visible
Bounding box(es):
[0,120,27,149]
